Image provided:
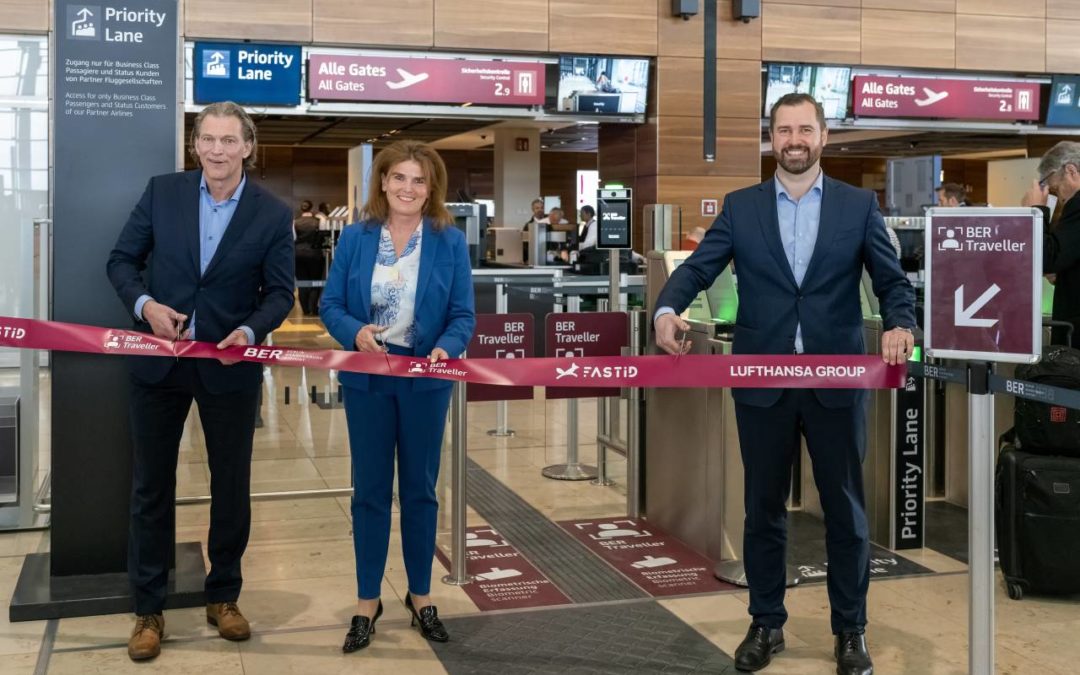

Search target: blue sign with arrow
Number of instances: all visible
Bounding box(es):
[194,42,301,106]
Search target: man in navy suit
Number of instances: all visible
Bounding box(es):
[655,93,915,675]
[107,101,294,661]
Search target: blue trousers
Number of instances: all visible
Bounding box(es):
[342,359,452,600]
[735,388,870,635]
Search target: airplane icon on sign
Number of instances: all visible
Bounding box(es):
[915,87,949,107]
[386,68,429,90]
[555,363,579,380]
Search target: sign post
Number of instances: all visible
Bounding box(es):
[924,207,1043,675]
[467,313,534,437]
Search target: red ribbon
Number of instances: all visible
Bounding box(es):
[0,316,906,390]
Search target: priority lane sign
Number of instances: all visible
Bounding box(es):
[924,207,1043,363]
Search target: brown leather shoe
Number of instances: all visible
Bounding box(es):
[128,614,164,661]
[206,602,251,641]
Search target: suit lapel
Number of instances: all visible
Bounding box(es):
[181,171,201,274]
[758,179,798,289]
[801,176,843,288]
[414,220,439,313]
[357,223,379,320]
[202,176,257,280]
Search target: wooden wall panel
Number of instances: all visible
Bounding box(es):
[956,0,1045,18]
[1048,19,1080,74]
[763,5,861,64]
[658,0,762,60]
[657,175,760,231]
[1048,0,1080,20]
[956,15,1045,72]
[313,0,433,47]
[763,0,859,6]
[658,117,760,177]
[0,0,48,32]
[550,0,658,56]
[186,0,312,42]
[598,124,640,180]
[541,152,598,216]
[435,0,547,52]
[656,58,761,119]
[862,9,955,69]
[863,0,955,10]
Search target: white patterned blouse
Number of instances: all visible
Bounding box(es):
[370,223,422,347]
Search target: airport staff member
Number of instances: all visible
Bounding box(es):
[654,93,915,675]
[107,101,295,662]
[1024,140,1080,347]
[935,182,967,207]
[321,140,475,654]
[578,205,598,250]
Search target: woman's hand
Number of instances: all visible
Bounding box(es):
[428,347,449,364]
[355,324,388,352]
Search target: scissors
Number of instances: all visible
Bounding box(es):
[674,330,689,362]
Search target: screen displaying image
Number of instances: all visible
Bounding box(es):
[555,56,649,115]
[763,64,851,119]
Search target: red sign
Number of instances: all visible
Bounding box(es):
[307,54,545,106]
[559,518,736,597]
[925,210,1043,363]
[853,76,1040,121]
[436,527,570,611]
[545,312,629,399]
[467,313,534,403]
[701,199,718,217]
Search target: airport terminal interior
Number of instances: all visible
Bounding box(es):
[3,1,1080,673]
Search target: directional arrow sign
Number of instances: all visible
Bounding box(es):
[955,284,1000,328]
[926,209,1042,363]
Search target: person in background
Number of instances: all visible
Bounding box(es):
[107,101,294,662]
[316,201,331,226]
[524,198,546,227]
[578,205,598,250]
[1024,141,1080,347]
[320,140,475,653]
[294,200,324,315]
[596,71,617,93]
[935,183,967,207]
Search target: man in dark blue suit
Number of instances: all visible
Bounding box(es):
[107,101,294,661]
[655,94,915,675]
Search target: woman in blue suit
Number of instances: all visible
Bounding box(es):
[320,140,475,653]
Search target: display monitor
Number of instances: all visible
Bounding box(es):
[763,64,851,119]
[551,56,649,115]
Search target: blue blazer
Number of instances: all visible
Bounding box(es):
[320,218,476,392]
[656,176,916,408]
[106,170,296,394]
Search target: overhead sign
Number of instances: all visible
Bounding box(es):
[597,187,632,250]
[853,76,1040,121]
[925,208,1043,363]
[545,312,629,399]
[194,42,301,106]
[307,54,545,106]
[1046,75,1080,128]
[466,314,534,403]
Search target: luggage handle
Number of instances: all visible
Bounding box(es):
[1043,319,1074,347]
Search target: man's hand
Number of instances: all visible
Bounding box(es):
[429,347,449,364]
[1022,179,1048,207]
[881,328,915,366]
[142,300,187,340]
[216,329,249,366]
[655,313,692,356]
[354,324,389,353]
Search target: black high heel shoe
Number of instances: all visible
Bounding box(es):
[405,593,449,642]
[342,600,383,653]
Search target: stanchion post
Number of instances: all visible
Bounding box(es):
[967,362,994,675]
[442,381,474,586]
[592,396,613,487]
[626,310,642,516]
[543,294,597,481]
[487,282,514,437]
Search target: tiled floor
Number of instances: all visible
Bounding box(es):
[1,313,1079,673]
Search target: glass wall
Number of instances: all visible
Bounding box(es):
[0,35,48,368]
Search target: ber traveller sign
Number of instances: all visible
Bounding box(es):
[925,208,1043,363]
[853,76,1040,121]
[307,54,545,106]
[545,312,629,399]
[467,314,534,403]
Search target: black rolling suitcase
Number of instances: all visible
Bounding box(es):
[995,445,1080,599]
[1013,343,1080,458]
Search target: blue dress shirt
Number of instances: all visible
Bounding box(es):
[775,171,824,353]
[135,174,254,344]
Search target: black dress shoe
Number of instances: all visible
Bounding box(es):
[835,630,873,675]
[342,600,383,653]
[734,624,785,672]
[405,593,449,642]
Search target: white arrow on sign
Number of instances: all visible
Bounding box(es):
[955,284,1001,328]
